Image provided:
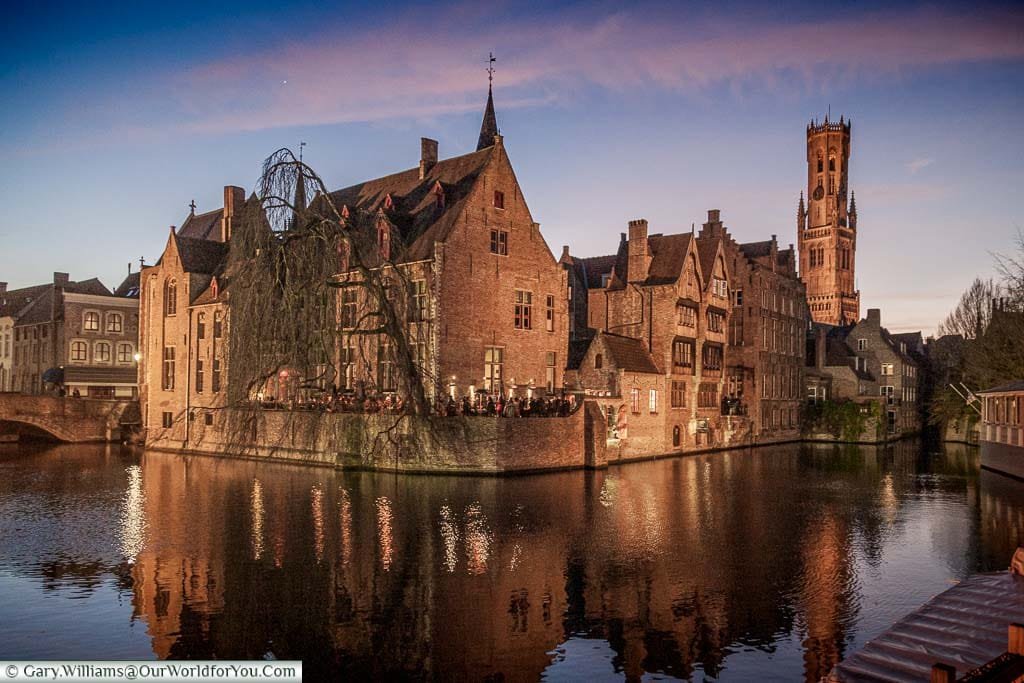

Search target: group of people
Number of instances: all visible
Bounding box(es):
[438,393,576,418]
[260,389,577,418]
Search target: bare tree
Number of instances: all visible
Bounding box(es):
[936,277,1002,339]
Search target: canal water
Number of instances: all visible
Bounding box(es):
[0,441,1021,681]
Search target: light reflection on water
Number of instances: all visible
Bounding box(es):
[0,440,1021,680]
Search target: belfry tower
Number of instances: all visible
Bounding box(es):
[797,114,860,325]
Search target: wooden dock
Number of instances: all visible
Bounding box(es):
[828,572,1024,682]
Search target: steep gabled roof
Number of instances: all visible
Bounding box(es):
[328,146,494,263]
[696,235,722,285]
[646,233,693,285]
[601,332,660,374]
[0,282,51,318]
[576,254,618,289]
[174,235,229,275]
[64,278,112,296]
[113,272,141,298]
[178,208,224,240]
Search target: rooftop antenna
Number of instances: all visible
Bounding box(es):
[487,52,496,89]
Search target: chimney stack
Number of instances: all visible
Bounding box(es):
[815,326,827,370]
[867,308,881,325]
[221,185,246,242]
[0,282,6,295]
[420,138,438,179]
[627,219,650,282]
[53,272,69,286]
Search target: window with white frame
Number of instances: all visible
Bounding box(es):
[881,363,894,376]
[117,343,133,364]
[857,338,867,350]
[83,311,100,331]
[70,340,87,362]
[649,389,658,413]
[94,341,111,363]
[106,312,123,333]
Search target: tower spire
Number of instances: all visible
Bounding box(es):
[476,53,499,151]
[797,191,806,231]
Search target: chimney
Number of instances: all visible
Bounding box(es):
[867,308,881,325]
[560,245,571,263]
[815,326,827,370]
[0,282,6,295]
[419,138,438,179]
[627,219,650,282]
[221,185,246,242]
[53,272,69,286]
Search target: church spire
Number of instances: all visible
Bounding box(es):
[797,191,806,231]
[476,53,499,151]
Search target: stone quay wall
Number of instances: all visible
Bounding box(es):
[147,400,608,474]
[0,393,140,442]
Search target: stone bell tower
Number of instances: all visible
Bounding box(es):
[797,114,860,325]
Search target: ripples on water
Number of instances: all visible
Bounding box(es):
[0,440,1021,681]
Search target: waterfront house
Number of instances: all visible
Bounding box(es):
[977,380,1024,479]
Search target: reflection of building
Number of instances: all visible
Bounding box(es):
[1,272,139,397]
[797,115,860,326]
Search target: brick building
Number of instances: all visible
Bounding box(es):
[797,115,860,325]
[805,308,921,437]
[2,272,139,397]
[564,216,736,456]
[699,210,808,442]
[139,191,238,442]
[325,86,567,402]
[139,86,569,445]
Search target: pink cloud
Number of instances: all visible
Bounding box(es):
[50,4,1024,137]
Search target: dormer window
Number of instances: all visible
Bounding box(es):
[493,190,505,210]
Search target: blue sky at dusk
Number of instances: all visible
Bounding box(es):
[2,0,1023,333]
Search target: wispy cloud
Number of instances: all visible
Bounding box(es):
[906,157,934,174]
[160,4,1024,134]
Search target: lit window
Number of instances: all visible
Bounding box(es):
[71,341,87,362]
[94,342,111,363]
[117,343,133,363]
[83,311,100,331]
[106,312,123,333]
[484,347,503,392]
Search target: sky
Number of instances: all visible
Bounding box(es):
[2,0,1023,334]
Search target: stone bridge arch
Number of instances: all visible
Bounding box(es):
[0,394,139,443]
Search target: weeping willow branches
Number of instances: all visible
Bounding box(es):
[222,148,435,453]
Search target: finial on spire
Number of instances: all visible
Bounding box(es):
[299,141,306,163]
[476,53,499,151]
[189,199,196,215]
[139,256,146,270]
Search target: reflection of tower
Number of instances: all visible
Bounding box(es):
[799,512,853,682]
[797,115,860,325]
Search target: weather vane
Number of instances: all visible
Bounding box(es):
[487,52,496,87]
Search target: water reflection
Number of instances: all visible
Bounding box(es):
[0,440,1021,680]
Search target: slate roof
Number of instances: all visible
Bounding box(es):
[11,279,114,326]
[114,272,141,298]
[175,235,229,275]
[646,233,693,285]
[601,332,660,374]
[739,240,772,259]
[178,208,224,240]
[695,235,721,284]
[575,254,618,289]
[978,380,1024,394]
[0,283,51,318]
[328,146,495,263]
[192,276,227,306]
[822,325,875,381]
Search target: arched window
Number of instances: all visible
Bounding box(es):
[94,341,111,363]
[106,312,123,333]
[828,151,836,172]
[83,311,100,331]
[164,279,177,316]
[117,343,134,364]
[70,341,87,362]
